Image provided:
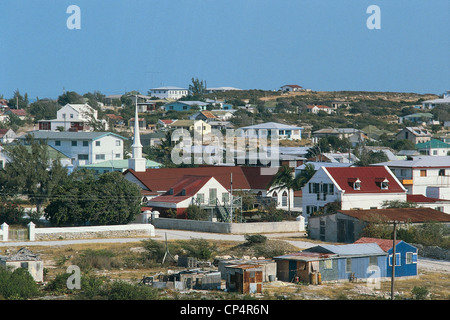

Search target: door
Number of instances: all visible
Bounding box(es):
[289,260,297,282]
[209,188,217,205]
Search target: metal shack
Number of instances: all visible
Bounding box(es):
[218,259,277,282]
[224,264,263,294]
[274,243,388,284]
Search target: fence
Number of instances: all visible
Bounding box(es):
[0,222,155,242]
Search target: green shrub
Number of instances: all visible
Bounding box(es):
[72,249,121,271]
[186,205,209,221]
[411,286,430,300]
[141,239,166,263]
[0,267,40,300]
[102,280,158,300]
[244,234,268,245]
[181,238,217,260]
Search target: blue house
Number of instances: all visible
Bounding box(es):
[164,101,210,112]
[274,243,388,283]
[354,237,418,277]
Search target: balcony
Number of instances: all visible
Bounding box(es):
[402,179,413,185]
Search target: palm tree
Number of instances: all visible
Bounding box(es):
[268,164,316,216]
[267,165,296,215]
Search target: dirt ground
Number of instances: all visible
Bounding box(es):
[3,238,448,300]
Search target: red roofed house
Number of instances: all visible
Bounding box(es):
[5,108,28,120]
[146,175,230,218]
[123,166,297,213]
[302,166,407,218]
[308,207,450,243]
[406,194,450,214]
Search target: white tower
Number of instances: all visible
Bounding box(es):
[128,97,147,172]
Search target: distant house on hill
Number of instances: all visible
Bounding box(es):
[416,139,450,156]
[396,126,431,144]
[164,101,210,112]
[0,128,17,144]
[38,103,106,132]
[149,87,189,100]
[306,105,333,114]
[280,85,304,92]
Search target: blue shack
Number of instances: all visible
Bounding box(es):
[274,243,388,284]
[354,237,418,277]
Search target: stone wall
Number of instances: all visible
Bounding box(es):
[413,243,450,261]
[29,223,155,241]
[151,217,305,234]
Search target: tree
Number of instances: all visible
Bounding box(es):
[44,171,142,226]
[0,135,69,214]
[57,91,84,105]
[28,99,59,121]
[188,77,207,96]
[8,89,29,109]
[292,163,316,190]
[268,165,295,215]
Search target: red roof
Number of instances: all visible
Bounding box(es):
[354,237,400,252]
[307,105,330,109]
[6,108,27,116]
[324,166,405,194]
[159,119,174,124]
[338,208,450,223]
[149,176,215,204]
[283,85,303,88]
[407,194,450,203]
[125,166,275,192]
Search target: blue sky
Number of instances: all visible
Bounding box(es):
[1,0,449,100]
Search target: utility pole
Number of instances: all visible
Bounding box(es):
[391,221,397,300]
[230,173,233,222]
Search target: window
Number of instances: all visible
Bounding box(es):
[116,140,121,146]
[400,169,406,176]
[406,252,417,264]
[72,141,78,146]
[55,140,61,146]
[282,191,288,206]
[369,256,378,266]
[346,259,352,273]
[323,259,332,269]
[222,193,229,203]
[78,154,89,160]
[420,170,427,177]
[381,181,389,190]
[95,141,101,147]
[70,114,74,119]
[83,141,88,147]
[196,193,204,204]
[353,181,361,190]
[439,169,445,176]
[115,153,121,158]
[96,154,105,160]
[389,253,401,266]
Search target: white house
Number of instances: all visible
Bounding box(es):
[406,194,450,214]
[421,94,450,109]
[148,86,189,100]
[302,166,407,219]
[396,126,431,144]
[0,128,17,144]
[372,156,450,199]
[306,105,333,115]
[38,103,107,132]
[147,175,231,219]
[239,122,303,140]
[416,139,450,156]
[19,131,127,168]
[280,85,304,92]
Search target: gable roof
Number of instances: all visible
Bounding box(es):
[124,166,276,192]
[149,175,215,203]
[337,207,450,223]
[304,243,386,256]
[323,166,405,194]
[416,139,450,149]
[282,84,303,88]
[399,127,431,137]
[354,237,402,252]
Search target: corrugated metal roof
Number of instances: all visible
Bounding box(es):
[305,243,386,256]
[338,207,450,223]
